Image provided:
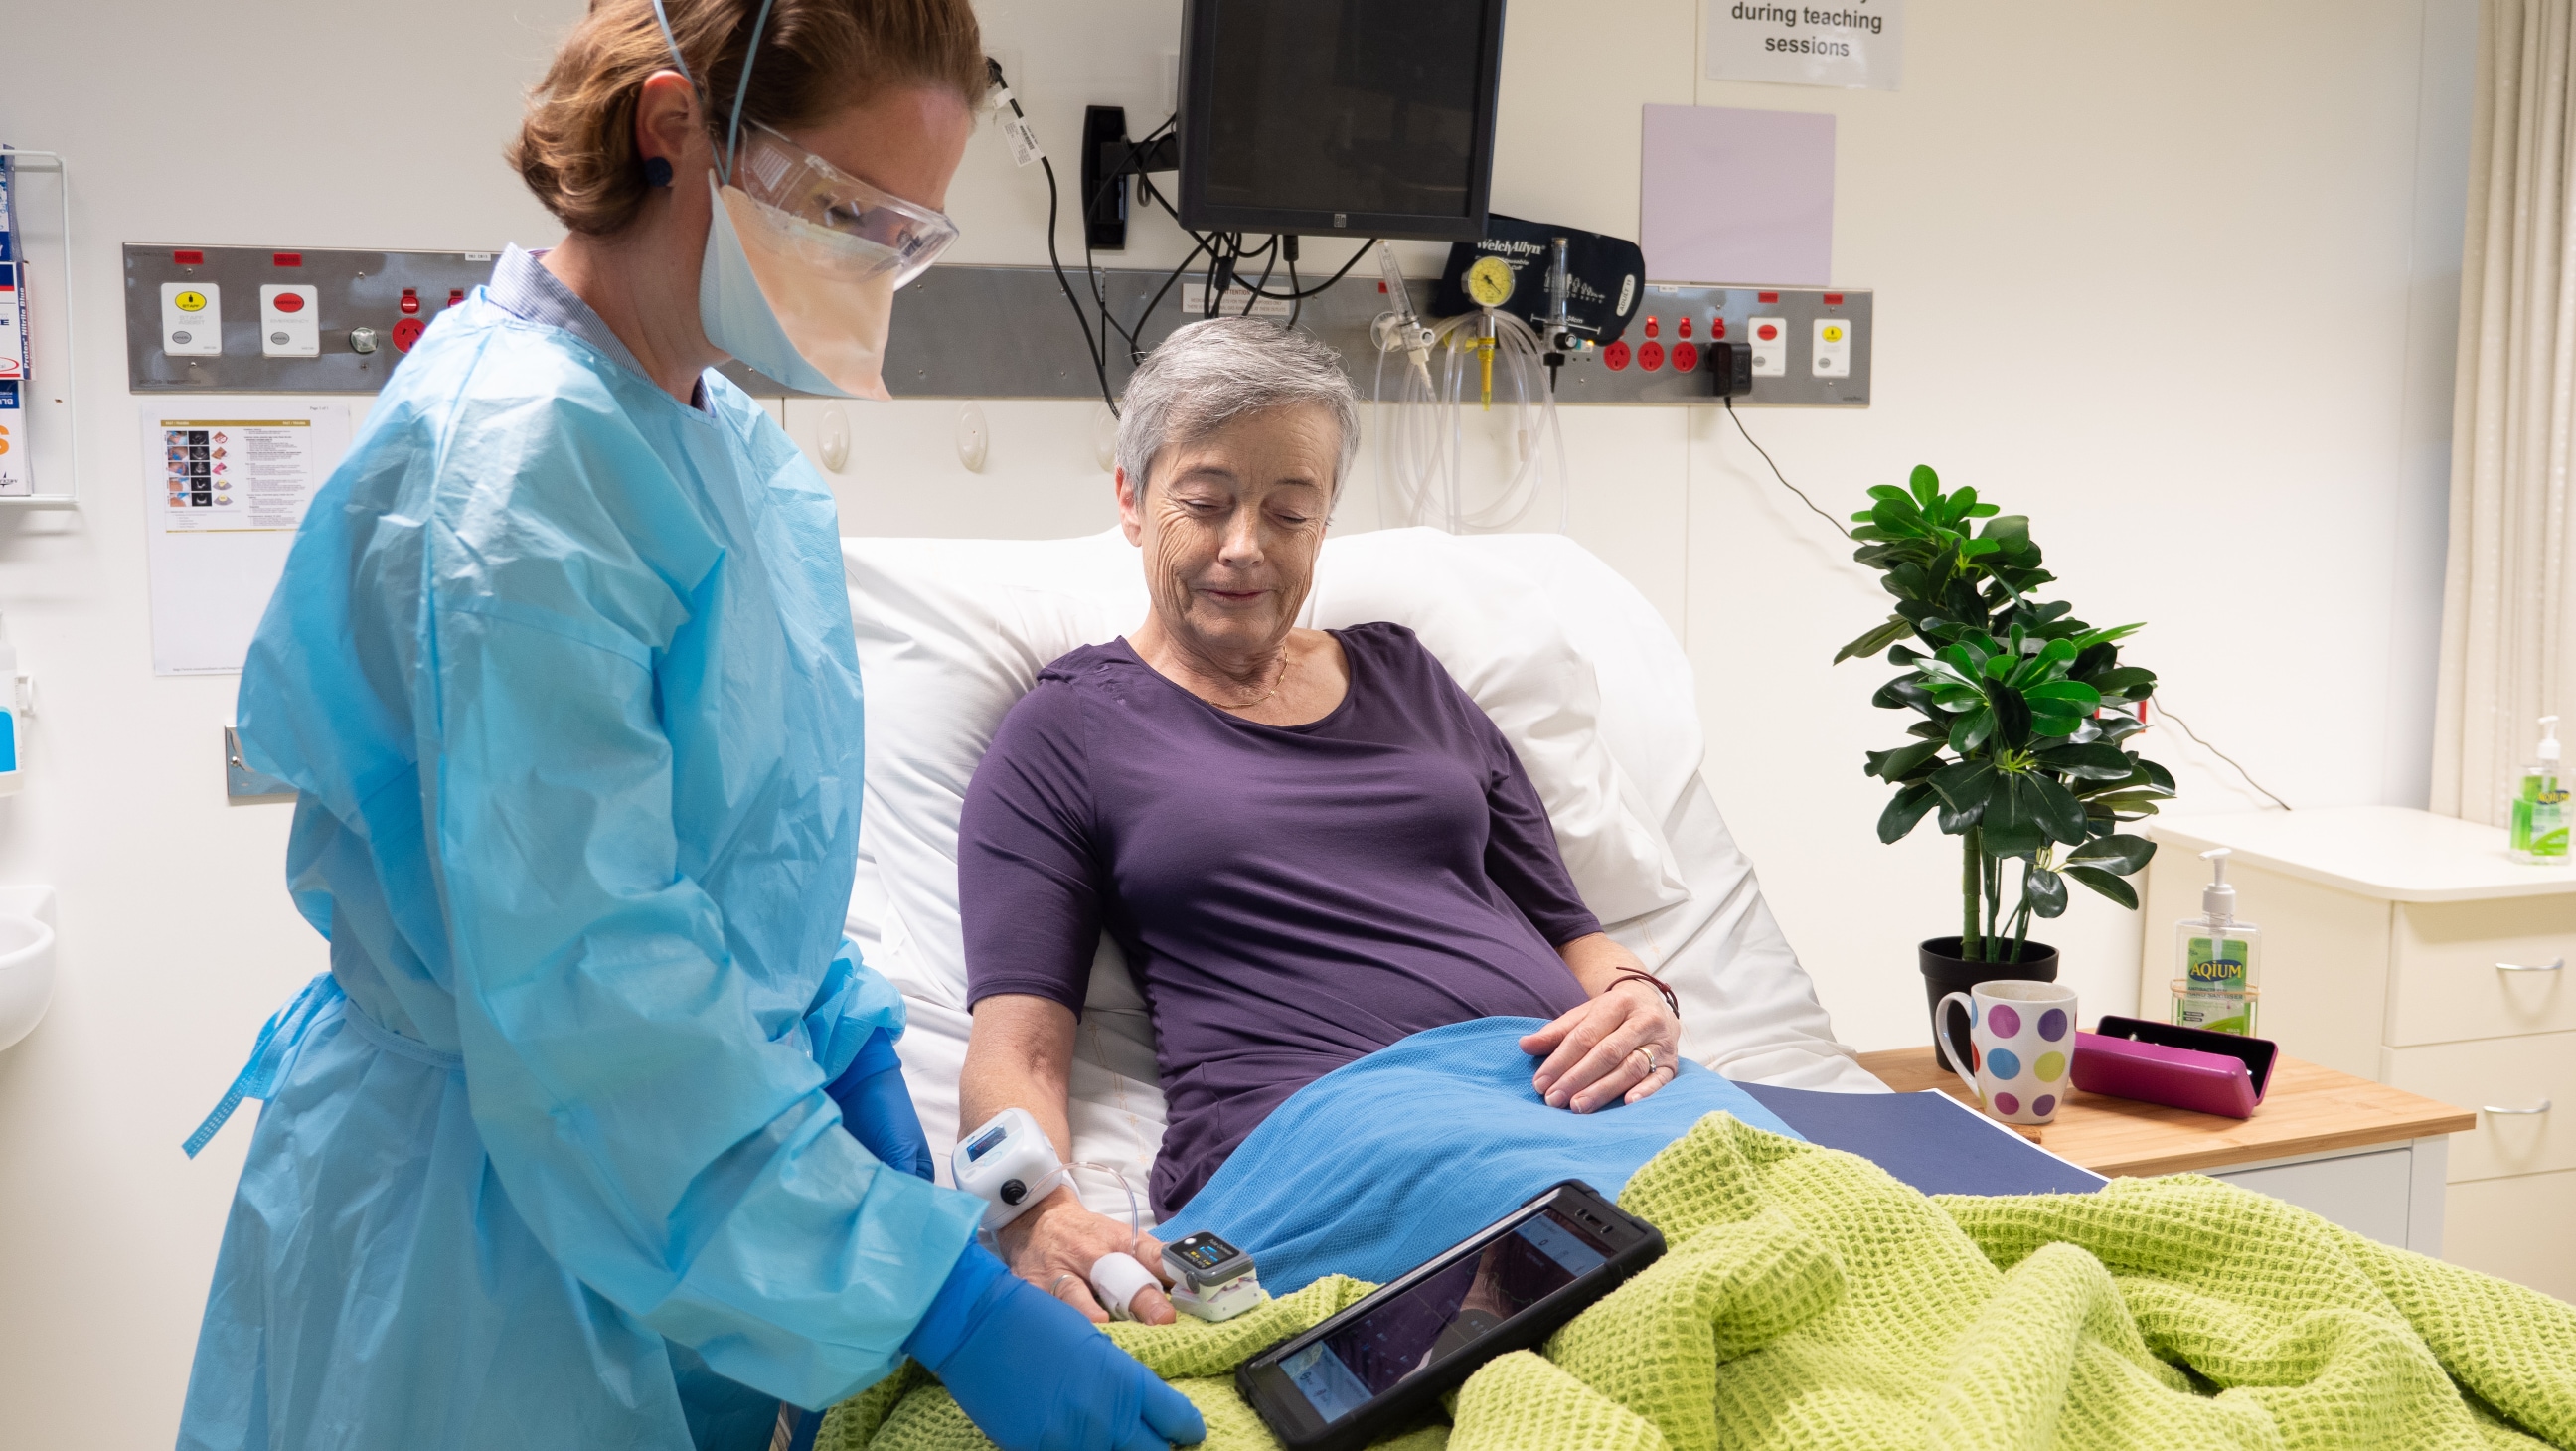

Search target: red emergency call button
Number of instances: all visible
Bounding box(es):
[1823,293,1843,305]
[1672,342,1700,373]
[273,292,306,313]
[1602,340,1632,371]
[1757,322,1779,342]
[173,249,204,265]
[400,289,421,316]
[1638,340,1666,372]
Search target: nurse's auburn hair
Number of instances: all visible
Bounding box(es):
[512,0,985,237]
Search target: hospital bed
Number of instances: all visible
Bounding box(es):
[840,525,1884,1214]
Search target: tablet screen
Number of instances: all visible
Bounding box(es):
[1275,1208,1609,1424]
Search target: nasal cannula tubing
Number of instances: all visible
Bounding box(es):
[1372,305,1570,534]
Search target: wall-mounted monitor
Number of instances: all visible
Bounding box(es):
[1177,0,1508,242]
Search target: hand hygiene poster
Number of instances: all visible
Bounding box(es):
[1706,0,1904,91]
[139,402,351,675]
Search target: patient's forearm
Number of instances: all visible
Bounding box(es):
[959,992,1176,1324]
[959,994,1079,1164]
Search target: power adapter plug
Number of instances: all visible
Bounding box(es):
[1709,341,1753,399]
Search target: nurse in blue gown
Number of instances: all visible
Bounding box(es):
[173,4,1202,1450]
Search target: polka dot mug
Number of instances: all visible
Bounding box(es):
[1936,980,2079,1125]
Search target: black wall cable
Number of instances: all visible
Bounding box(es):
[1723,395,1848,539]
[988,60,1119,415]
[2152,703,2294,811]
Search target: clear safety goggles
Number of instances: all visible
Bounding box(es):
[728,121,957,289]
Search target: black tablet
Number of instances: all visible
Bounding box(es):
[1235,1180,1664,1451]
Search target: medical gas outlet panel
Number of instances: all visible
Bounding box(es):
[729,265,1870,406]
[125,244,499,393]
[123,245,1871,407]
[1552,284,1870,407]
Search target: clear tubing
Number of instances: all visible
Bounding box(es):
[1371,307,1567,534]
[1065,1160,1146,1238]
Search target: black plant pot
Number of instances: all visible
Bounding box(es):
[1921,936,2060,1073]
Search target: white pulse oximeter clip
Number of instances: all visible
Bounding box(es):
[952,1107,1069,1232]
[1164,1230,1263,1323]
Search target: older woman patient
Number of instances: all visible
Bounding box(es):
[957,317,1679,1324]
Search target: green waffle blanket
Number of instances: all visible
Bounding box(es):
[817,1114,2576,1451]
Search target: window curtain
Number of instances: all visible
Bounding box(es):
[2435,0,2576,820]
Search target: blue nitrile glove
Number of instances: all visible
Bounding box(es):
[826,1028,936,1181]
[903,1243,1206,1451]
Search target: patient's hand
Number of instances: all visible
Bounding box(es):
[1522,978,1682,1113]
[995,1188,1176,1325]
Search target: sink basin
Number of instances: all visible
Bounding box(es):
[0,912,56,1052]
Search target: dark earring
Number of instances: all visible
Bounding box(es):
[642,156,674,188]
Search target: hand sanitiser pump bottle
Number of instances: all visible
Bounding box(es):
[2173,847,2260,1036]
[0,612,19,796]
[2509,716,2568,863]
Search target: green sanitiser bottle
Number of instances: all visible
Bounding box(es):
[2508,715,2568,864]
[2173,847,2261,1036]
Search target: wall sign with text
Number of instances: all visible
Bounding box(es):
[1706,0,1904,91]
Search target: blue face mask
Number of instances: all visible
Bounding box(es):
[700,171,898,400]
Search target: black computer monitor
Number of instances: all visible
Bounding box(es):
[1176,0,1508,242]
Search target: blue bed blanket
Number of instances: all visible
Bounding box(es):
[1152,1017,1801,1294]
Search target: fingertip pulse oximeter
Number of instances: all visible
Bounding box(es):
[1164,1230,1263,1323]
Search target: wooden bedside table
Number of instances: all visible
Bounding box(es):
[1858,1046,2474,1257]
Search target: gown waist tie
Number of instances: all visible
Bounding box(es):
[181,973,461,1157]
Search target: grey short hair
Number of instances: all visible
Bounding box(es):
[1115,317,1361,496]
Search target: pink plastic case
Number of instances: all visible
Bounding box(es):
[2069,1016,2277,1119]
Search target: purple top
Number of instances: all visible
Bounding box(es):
[961,623,1601,1212]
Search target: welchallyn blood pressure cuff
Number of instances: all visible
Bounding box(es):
[1431,213,1646,344]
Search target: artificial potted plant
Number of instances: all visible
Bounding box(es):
[1835,467,2173,1069]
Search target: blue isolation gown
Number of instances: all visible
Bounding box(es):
[177,248,982,1451]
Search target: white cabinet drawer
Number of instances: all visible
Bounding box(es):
[2443,1169,2576,1303]
[2391,896,2576,1046]
[2214,1148,2414,1248]
[2384,1030,2574,1181]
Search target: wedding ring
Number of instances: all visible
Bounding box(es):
[1052,1273,1081,1299]
[1635,1047,1658,1075]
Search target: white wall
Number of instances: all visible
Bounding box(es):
[0,2,2469,1444]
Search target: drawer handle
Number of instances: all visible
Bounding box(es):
[2496,957,2565,972]
[2482,1100,2553,1116]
